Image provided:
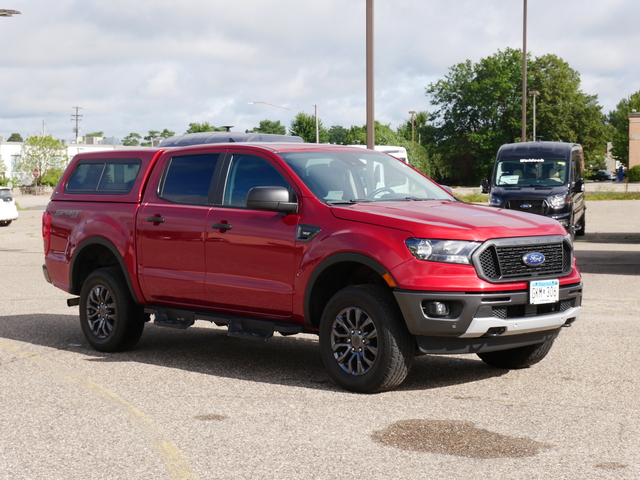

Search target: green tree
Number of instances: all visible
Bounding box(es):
[608,90,640,167]
[19,136,67,186]
[426,48,607,184]
[528,54,609,166]
[185,122,226,134]
[328,125,349,145]
[122,133,141,146]
[0,155,8,185]
[426,48,524,183]
[7,133,23,142]
[289,112,329,143]
[251,119,286,135]
[85,131,104,137]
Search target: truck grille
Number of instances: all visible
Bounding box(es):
[505,199,548,216]
[473,235,572,283]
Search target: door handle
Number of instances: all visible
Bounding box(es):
[147,216,165,223]
[212,222,232,231]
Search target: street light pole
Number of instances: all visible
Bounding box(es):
[521,0,527,142]
[313,104,319,143]
[529,90,540,141]
[247,101,294,112]
[0,9,21,17]
[408,111,416,146]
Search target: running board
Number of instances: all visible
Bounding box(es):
[145,307,303,339]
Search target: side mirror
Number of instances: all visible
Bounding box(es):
[574,178,585,193]
[480,178,490,194]
[246,186,298,214]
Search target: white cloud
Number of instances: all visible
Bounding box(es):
[1,0,640,142]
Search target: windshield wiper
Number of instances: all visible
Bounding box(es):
[326,198,373,205]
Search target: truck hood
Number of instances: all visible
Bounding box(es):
[329,200,565,241]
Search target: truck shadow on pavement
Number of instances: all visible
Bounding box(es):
[575,232,640,244]
[574,232,640,275]
[0,314,507,392]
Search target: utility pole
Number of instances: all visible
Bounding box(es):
[366,0,374,149]
[71,106,83,141]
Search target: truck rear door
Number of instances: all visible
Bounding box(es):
[136,152,221,306]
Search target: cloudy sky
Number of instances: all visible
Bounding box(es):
[1,0,639,142]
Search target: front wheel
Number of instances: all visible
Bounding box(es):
[477,339,555,369]
[575,213,586,237]
[79,267,145,352]
[319,285,414,393]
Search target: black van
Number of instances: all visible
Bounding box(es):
[481,141,586,236]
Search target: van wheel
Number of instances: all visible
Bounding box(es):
[0,220,11,226]
[79,267,145,352]
[319,285,414,393]
[575,214,586,237]
[477,340,554,369]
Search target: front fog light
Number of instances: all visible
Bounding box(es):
[426,301,450,317]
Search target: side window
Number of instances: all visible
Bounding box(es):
[159,154,220,204]
[66,161,141,193]
[99,163,140,191]
[67,163,104,191]
[223,155,290,207]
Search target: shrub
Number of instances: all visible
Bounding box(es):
[627,165,640,182]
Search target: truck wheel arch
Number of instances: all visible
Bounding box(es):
[70,237,137,302]
[303,252,396,329]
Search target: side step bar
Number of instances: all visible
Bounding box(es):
[145,307,303,340]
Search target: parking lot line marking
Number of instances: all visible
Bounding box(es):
[0,340,198,480]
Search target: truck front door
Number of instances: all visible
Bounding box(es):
[204,153,298,316]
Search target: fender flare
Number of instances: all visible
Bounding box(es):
[70,236,139,302]
[303,252,393,327]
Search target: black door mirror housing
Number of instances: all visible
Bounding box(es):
[246,186,298,214]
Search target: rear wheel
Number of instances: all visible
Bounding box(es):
[79,267,145,352]
[477,339,554,369]
[0,220,11,227]
[319,285,414,393]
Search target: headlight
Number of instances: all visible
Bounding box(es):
[489,195,502,207]
[405,238,481,265]
[548,193,568,210]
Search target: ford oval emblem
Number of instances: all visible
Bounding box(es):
[520,203,532,209]
[522,252,545,267]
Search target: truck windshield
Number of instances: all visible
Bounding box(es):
[279,150,454,203]
[494,157,568,187]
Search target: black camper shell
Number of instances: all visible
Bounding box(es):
[482,141,586,236]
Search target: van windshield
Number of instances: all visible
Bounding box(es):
[494,157,568,187]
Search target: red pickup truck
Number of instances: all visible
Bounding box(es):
[42,137,582,392]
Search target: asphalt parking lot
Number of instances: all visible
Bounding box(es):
[1,192,639,480]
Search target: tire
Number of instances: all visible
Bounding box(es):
[575,213,586,237]
[0,220,11,227]
[319,284,414,393]
[79,267,145,352]
[477,339,554,369]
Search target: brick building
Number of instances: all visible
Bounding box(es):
[629,112,640,169]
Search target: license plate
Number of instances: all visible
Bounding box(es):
[530,279,559,305]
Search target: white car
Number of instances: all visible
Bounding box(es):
[0,187,18,226]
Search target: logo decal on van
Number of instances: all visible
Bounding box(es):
[522,252,545,267]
